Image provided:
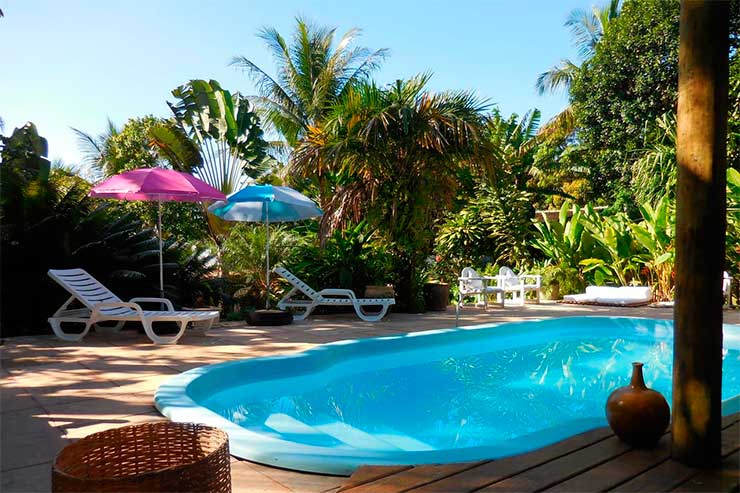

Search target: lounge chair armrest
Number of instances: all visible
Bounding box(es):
[318,288,357,299]
[129,297,174,311]
[92,302,145,317]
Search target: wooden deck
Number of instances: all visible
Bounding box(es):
[340,413,740,492]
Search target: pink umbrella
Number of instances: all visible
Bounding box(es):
[89,168,225,297]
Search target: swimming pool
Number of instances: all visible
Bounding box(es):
[155,317,740,475]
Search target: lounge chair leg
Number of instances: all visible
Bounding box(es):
[355,304,389,322]
[192,317,215,336]
[49,319,93,342]
[290,305,315,321]
[141,319,187,345]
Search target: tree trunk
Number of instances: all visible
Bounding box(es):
[672,0,729,467]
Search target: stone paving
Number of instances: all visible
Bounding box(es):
[2,303,738,492]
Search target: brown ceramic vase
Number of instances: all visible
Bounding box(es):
[605,362,670,448]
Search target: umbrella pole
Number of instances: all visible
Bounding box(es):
[265,202,270,310]
[158,200,164,301]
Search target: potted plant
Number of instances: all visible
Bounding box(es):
[423,255,450,311]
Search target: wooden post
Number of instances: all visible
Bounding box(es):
[672,0,729,467]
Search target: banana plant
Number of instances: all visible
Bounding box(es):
[726,168,740,286]
[151,79,271,195]
[579,208,642,286]
[532,201,592,269]
[630,194,675,300]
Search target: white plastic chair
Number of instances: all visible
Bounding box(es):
[47,268,219,344]
[724,271,733,305]
[458,267,504,308]
[274,267,395,322]
[498,266,542,306]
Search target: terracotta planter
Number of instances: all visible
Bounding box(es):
[424,283,450,311]
[606,362,670,447]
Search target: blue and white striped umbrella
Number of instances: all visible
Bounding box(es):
[208,184,322,309]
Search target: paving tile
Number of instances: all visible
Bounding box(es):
[231,460,293,492]
[9,363,119,409]
[42,391,155,429]
[249,462,346,492]
[1,461,52,493]
[1,378,42,413]
[55,411,167,440]
[1,407,69,471]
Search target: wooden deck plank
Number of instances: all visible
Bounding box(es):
[343,413,740,493]
[721,413,740,427]
[671,450,740,492]
[719,422,740,456]
[544,435,671,492]
[609,458,699,492]
[546,420,739,492]
[341,461,487,493]
[405,427,613,493]
[339,466,413,492]
[608,422,739,492]
[478,435,632,492]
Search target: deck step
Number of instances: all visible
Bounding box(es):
[264,413,344,447]
[315,421,404,451]
[265,413,433,451]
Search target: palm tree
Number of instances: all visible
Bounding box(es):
[231,17,388,148]
[292,74,488,309]
[536,0,620,95]
[536,0,621,136]
[71,118,120,178]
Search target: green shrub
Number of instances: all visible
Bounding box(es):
[285,221,394,296]
[221,224,301,308]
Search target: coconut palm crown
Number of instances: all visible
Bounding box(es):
[231,17,389,147]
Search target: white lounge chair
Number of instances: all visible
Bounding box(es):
[47,268,219,344]
[274,267,395,322]
[458,267,504,308]
[562,285,653,307]
[498,266,542,305]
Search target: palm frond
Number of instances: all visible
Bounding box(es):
[535,59,579,95]
[565,7,602,59]
[537,106,576,141]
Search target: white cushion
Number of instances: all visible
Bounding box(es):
[565,286,652,304]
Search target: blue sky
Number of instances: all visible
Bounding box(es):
[1,0,589,167]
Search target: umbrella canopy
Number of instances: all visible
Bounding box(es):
[90,168,226,298]
[208,184,322,309]
[89,168,224,202]
[208,184,322,222]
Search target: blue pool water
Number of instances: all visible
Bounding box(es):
[156,317,740,475]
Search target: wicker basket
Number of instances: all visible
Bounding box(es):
[52,422,231,493]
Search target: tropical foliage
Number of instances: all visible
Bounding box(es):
[221,224,301,308]
[232,17,388,146]
[292,74,488,309]
[153,79,271,195]
[0,125,216,336]
[7,4,740,334]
